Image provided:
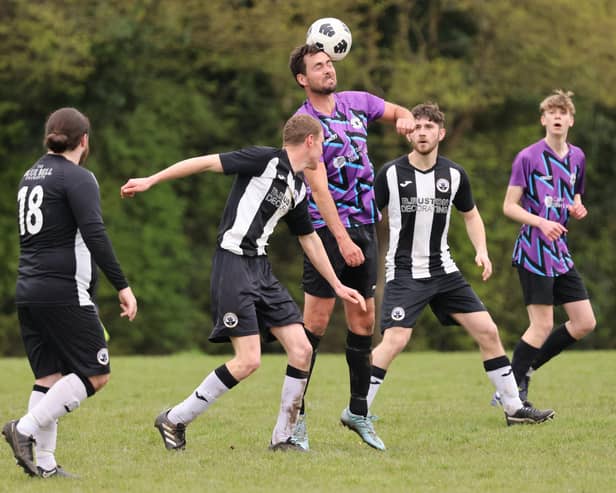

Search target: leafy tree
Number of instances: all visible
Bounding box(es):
[1,0,614,354]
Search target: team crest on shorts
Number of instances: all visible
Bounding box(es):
[97,348,109,365]
[223,312,239,328]
[391,306,405,321]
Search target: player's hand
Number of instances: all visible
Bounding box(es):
[334,285,367,311]
[475,252,493,281]
[396,116,416,136]
[568,202,587,220]
[120,177,153,198]
[118,286,138,321]
[538,218,567,241]
[339,236,365,267]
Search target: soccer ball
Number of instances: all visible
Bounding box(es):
[306,17,352,61]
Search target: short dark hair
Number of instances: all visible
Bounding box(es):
[283,114,322,146]
[289,44,325,86]
[44,107,90,153]
[411,102,445,127]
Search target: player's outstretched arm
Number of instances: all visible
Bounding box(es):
[298,231,366,311]
[380,102,415,136]
[120,154,224,198]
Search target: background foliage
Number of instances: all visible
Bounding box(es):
[1,0,614,355]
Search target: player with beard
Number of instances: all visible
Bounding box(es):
[365,102,555,426]
[3,107,138,478]
[288,43,415,450]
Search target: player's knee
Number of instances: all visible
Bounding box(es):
[529,321,553,337]
[35,373,63,388]
[571,315,596,337]
[89,373,110,392]
[304,316,330,336]
[475,321,500,346]
[347,303,375,335]
[304,299,336,335]
[289,341,312,368]
[298,340,313,365]
[383,329,411,354]
[349,315,376,336]
[238,356,261,377]
[388,340,406,356]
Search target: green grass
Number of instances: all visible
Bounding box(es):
[1,351,615,493]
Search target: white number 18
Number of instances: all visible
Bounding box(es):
[18,185,44,236]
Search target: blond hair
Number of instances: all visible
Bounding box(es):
[540,89,576,115]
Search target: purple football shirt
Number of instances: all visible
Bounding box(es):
[295,91,385,228]
[508,139,586,276]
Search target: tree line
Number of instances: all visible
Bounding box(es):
[1,0,614,355]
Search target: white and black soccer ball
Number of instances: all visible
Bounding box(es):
[306,17,352,61]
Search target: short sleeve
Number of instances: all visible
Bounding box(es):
[341,91,385,122]
[219,147,275,176]
[509,150,529,188]
[452,167,475,213]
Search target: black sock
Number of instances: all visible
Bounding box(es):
[300,327,321,415]
[214,364,239,389]
[345,331,372,416]
[371,365,387,381]
[511,339,540,385]
[532,324,577,370]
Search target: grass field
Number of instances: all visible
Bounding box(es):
[1,351,614,493]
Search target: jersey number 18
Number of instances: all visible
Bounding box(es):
[18,185,44,236]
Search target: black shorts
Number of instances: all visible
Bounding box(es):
[380,271,487,332]
[18,305,110,379]
[209,249,303,343]
[302,224,377,299]
[516,266,589,306]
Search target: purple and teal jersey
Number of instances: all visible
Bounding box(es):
[508,139,586,277]
[295,91,385,229]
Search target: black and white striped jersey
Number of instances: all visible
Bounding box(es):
[16,154,128,306]
[375,155,475,281]
[218,146,314,256]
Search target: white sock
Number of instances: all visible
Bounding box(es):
[168,371,230,425]
[271,374,307,445]
[17,374,87,436]
[486,365,523,415]
[367,376,384,410]
[28,388,57,470]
